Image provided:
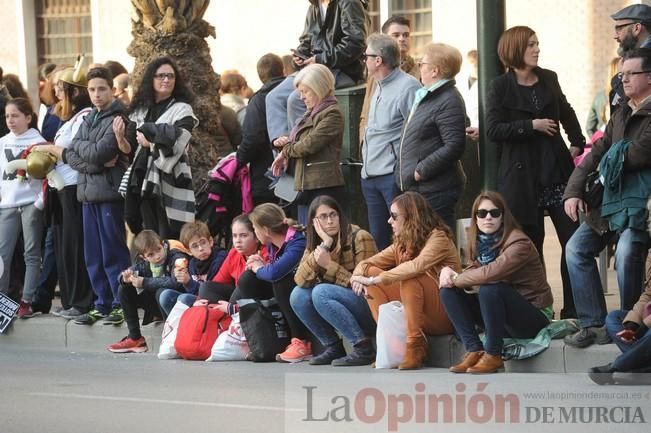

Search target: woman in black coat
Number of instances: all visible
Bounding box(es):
[486,26,585,319]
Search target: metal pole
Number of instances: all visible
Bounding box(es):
[477,0,505,190]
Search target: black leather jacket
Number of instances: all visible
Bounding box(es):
[295,0,368,83]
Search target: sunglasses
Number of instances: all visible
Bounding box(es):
[476,208,503,219]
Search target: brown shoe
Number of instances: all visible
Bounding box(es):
[467,353,504,374]
[449,351,484,373]
[399,335,428,370]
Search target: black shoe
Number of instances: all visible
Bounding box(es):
[589,363,616,385]
[331,339,376,367]
[560,308,577,320]
[309,340,346,365]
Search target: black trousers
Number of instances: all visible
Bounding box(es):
[230,270,308,340]
[523,205,579,318]
[119,283,161,340]
[199,281,235,303]
[140,196,181,240]
[52,186,93,312]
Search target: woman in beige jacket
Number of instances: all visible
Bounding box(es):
[351,191,458,370]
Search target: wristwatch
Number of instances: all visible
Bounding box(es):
[319,241,331,251]
[452,274,459,286]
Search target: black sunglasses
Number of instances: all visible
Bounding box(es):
[476,208,503,218]
[363,53,381,60]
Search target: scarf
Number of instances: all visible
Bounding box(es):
[194,247,217,277]
[476,228,503,266]
[288,95,338,142]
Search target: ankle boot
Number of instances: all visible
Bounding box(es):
[449,351,484,373]
[466,353,504,374]
[399,335,428,370]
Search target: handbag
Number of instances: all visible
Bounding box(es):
[583,170,609,234]
[157,299,190,360]
[206,312,249,361]
[237,298,290,362]
[274,173,299,203]
[174,305,232,360]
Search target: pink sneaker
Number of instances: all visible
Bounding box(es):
[276,338,312,363]
[107,336,148,353]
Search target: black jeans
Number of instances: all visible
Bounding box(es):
[440,283,550,356]
[231,270,308,340]
[119,283,161,340]
[523,205,578,318]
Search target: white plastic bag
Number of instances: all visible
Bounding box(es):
[375,301,407,369]
[158,300,190,360]
[206,312,249,361]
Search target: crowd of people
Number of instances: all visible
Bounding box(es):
[1,1,651,380]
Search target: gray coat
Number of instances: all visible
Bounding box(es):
[396,80,466,194]
[63,99,127,203]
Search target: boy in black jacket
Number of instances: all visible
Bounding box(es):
[107,230,188,353]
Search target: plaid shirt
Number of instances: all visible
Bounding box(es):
[294,225,377,289]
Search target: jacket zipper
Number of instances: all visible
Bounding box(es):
[398,109,416,191]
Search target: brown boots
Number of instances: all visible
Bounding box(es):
[399,335,428,370]
[466,353,504,374]
[450,351,503,374]
[449,351,485,373]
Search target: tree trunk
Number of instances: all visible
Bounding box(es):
[128,0,228,189]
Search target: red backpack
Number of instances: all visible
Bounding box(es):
[174,306,232,360]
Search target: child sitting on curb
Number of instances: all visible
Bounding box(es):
[107,230,188,353]
[157,221,227,317]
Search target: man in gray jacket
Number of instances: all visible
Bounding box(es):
[361,33,420,249]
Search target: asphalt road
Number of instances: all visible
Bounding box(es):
[1,347,650,433]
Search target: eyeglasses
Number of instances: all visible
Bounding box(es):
[615,22,639,32]
[389,211,401,220]
[363,53,381,60]
[618,70,651,80]
[154,72,176,81]
[417,61,432,68]
[316,211,339,223]
[189,238,210,250]
[476,208,503,219]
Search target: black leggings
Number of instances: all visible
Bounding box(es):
[198,281,235,303]
[230,270,308,341]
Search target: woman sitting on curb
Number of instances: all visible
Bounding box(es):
[439,191,553,374]
[351,191,457,370]
[290,195,378,366]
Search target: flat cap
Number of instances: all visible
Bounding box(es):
[611,4,651,23]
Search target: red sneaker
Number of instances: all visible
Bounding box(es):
[276,338,312,363]
[18,301,39,319]
[107,336,148,353]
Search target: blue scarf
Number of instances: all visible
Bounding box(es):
[476,229,503,265]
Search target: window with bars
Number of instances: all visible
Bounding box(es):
[367,0,432,54]
[36,0,93,66]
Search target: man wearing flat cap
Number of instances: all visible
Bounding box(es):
[610,4,651,108]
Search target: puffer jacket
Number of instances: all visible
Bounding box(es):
[62,99,128,203]
[396,80,466,195]
[296,0,368,83]
[453,230,554,309]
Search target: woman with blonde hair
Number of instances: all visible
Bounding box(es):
[586,56,621,137]
[271,63,345,224]
[395,42,467,230]
[351,191,458,370]
[220,70,248,125]
[439,191,553,374]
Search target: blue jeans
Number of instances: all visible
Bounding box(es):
[361,175,398,250]
[417,186,462,231]
[566,223,648,328]
[290,283,376,346]
[604,309,651,371]
[158,288,185,317]
[440,283,550,356]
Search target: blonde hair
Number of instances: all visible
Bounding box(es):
[294,64,335,100]
[422,42,462,79]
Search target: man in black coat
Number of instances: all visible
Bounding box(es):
[236,54,286,205]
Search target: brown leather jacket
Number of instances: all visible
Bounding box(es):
[353,229,460,286]
[624,270,651,327]
[453,229,554,309]
[281,104,345,191]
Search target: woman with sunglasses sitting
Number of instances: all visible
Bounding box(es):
[439,191,554,374]
[351,191,458,370]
